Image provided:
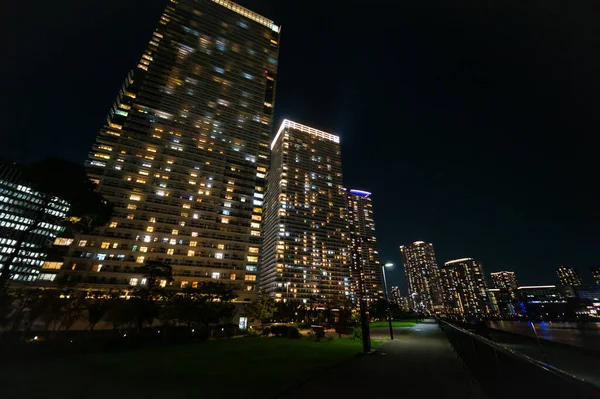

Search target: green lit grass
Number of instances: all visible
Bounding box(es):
[369,320,417,328]
[5,337,365,399]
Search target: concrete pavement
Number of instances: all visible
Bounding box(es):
[279,319,484,399]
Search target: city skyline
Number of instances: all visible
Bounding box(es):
[4,0,600,290]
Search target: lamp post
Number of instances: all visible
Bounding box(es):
[381,262,394,340]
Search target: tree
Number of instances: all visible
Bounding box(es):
[136,260,174,301]
[0,157,112,289]
[246,290,277,324]
[86,300,109,331]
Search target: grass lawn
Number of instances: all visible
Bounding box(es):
[5,337,365,398]
[370,320,417,328]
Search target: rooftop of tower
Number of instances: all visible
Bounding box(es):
[445,258,475,265]
[211,0,280,32]
[271,119,340,150]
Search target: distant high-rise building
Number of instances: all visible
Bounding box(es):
[590,266,600,285]
[487,288,516,316]
[0,160,70,283]
[441,258,492,315]
[490,271,519,297]
[399,241,443,312]
[390,286,401,305]
[556,265,583,287]
[347,189,382,303]
[259,120,350,303]
[59,0,280,301]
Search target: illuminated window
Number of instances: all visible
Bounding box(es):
[53,237,74,246]
[172,229,178,235]
[217,244,225,250]
[130,195,141,201]
[190,241,197,247]
[248,247,259,254]
[181,281,189,288]
[100,242,110,249]
[167,248,174,255]
[191,232,198,237]
[127,204,137,210]
[247,256,258,263]
[42,262,63,270]
[109,222,118,228]
[140,247,148,253]
[112,243,119,249]
[169,239,176,245]
[212,272,220,279]
[130,278,139,286]
[230,273,236,280]
[136,256,145,263]
[160,280,167,288]
[221,218,229,224]
[245,274,256,281]
[146,226,154,232]
[251,222,260,229]
[215,253,224,259]
[251,231,260,237]
[77,240,87,247]
[187,250,195,257]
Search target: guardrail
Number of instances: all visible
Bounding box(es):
[438,319,600,399]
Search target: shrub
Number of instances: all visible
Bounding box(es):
[286,326,301,339]
[262,326,271,336]
[352,326,363,341]
[270,325,288,337]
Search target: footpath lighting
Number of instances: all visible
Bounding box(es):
[381,262,394,340]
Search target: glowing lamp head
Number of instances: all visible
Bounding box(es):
[384,263,394,268]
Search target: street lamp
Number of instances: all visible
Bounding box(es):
[381,262,394,340]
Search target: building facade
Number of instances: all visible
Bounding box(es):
[517,285,567,318]
[490,271,519,298]
[556,265,583,287]
[0,160,70,283]
[259,120,351,303]
[399,241,443,312]
[346,189,382,303]
[59,0,280,301]
[441,258,492,315]
[592,266,600,285]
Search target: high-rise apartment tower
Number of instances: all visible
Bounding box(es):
[442,258,492,315]
[59,0,279,301]
[347,189,382,303]
[260,120,350,303]
[556,265,583,287]
[490,270,519,297]
[399,241,443,312]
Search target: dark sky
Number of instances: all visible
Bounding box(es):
[4,0,600,290]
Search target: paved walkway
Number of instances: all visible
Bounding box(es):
[279,319,484,398]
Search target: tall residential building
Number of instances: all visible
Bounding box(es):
[259,120,350,303]
[490,270,519,297]
[347,189,382,303]
[399,241,443,312]
[390,286,401,305]
[556,265,583,287]
[441,258,492,315]
[59,0,280,301]
[592,266,600,285]
[0,160,70,283]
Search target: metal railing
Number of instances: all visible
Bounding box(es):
[438,319,600,399]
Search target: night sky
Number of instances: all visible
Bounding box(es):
[4,0,600,290]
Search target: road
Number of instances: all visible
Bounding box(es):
[279,320,483,398]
